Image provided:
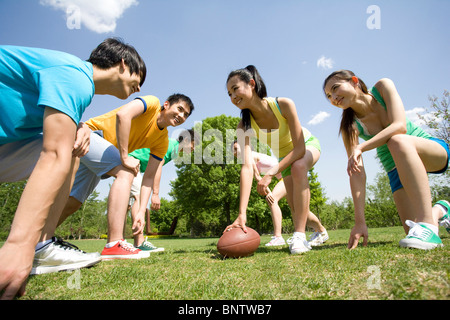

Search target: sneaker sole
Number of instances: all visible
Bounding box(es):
[290,248,311,254]
[289,245,311,254]
[265,243,286,247]
[31,258,102,275]
[101,252,149,260]
[140,247,165,253]
[399,238,444,250]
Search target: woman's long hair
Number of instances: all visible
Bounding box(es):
[227,65,267,131]
[323,70,369,146]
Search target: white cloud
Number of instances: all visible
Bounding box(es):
[405,107,438,128]
[40,0,138,33]
[316,55,334,70]
[308,111,331,125]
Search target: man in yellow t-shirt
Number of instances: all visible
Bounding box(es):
[57,93,194,259]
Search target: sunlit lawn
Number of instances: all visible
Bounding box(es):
[11,226,450,300]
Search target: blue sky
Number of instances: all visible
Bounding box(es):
[1,0,449,203]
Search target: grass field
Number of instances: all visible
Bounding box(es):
[16,226,450,301]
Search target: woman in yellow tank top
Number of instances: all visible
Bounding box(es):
[225,65,324,254]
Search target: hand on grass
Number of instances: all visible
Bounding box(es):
[347,224,368,249]
[0,242,32,300]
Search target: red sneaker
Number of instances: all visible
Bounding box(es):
[101,240,148,260]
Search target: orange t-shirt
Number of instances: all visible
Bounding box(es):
[85,95,168,160]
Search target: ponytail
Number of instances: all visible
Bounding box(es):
[227,65,267,131]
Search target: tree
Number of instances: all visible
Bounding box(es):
[365,172,401,227]
[170,115,248,236]
[170,114,328,236]
[418,90,450,188]
[56,191,108,239]
[308,167,327,219]
[419,90,449,144]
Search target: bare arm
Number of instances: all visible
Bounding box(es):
[116,99,146,175]
[344,127,368,249]
[133,156,162,235]
[225,121,253,232]
[257,97,306,196]
[349,78,407,173]
[0,108,78,299]
[150,159,165,211]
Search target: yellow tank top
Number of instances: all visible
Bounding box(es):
[250,97,311,159]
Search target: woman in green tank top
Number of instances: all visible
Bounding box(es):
[323,70,449,250]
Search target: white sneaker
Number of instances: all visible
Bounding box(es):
[308,230,329,247]
[265,236,286,246]
[399,220,443,250]
[287,233,311,254]
[31,237,101,275]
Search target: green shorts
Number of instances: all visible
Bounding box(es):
[280,135,321,178]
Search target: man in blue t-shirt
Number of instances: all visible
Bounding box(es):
[0,38,146,300]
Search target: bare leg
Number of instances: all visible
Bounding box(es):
[388,135,447,227]
[288,148,321,233]
[266,180,287,237]
[105,165,135,243]
[0,109,77,299]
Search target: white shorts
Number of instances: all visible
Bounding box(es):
[0,134,43,182]
[128,173,142,206]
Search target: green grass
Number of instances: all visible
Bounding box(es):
[16,226,450,300]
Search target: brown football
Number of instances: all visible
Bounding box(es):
[217,227,260,258]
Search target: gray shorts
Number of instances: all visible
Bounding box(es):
[0,134,43,182]
[70,130,122,203]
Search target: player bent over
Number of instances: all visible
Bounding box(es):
[0,38,146,299]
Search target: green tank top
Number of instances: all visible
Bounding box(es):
[354,87,432,172]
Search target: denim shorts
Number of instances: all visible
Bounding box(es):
[388,137,449,193]
[70,130,122,203]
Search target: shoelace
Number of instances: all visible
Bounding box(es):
[308,232,320,241]
[142,237,157,249]
[53,237,85,253]
[119,240,139,252]
[405,220,432,240]
[287,236,305,244]
[286,235,311,250]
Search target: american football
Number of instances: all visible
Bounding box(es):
[217,227,261,258]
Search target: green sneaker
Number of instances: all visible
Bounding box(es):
[435,200,450,233]
[137,237,165,253]
[399,220,443,250]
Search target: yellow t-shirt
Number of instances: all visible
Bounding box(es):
[85,95,169,160]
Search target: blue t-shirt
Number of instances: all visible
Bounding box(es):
[0,45,95,144]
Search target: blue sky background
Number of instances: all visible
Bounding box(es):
[1,0,449,203]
